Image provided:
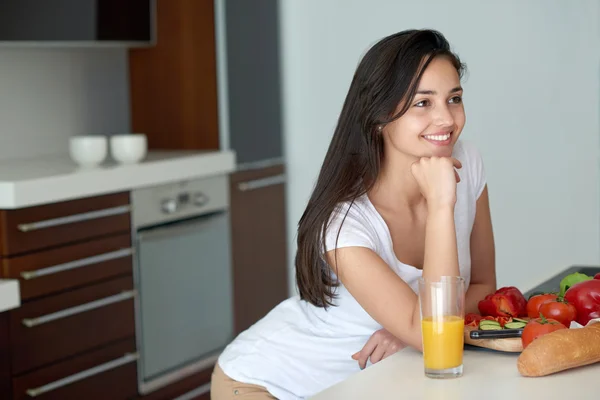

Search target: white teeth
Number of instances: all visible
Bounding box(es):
[424,133,451,141]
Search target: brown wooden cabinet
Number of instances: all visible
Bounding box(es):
[229,164,289,334]
[0,192,137,399]
[11,338,138,400]
[0,192,131,256]
[10,276,135,374]
[2,234,133,301]
[129,0,219,151]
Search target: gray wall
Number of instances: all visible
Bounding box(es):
[279,0,600,294]
[0,47,130,161]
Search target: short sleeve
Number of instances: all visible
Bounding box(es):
[459,140,487,199]
[323,201,377,253]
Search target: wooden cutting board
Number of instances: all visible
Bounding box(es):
[464,326,523,352]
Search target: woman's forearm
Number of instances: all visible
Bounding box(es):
[465,282,496,314]
[411,205,461,332]
[421,206,460,280]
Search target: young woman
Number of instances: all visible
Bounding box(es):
[211,29,496,400]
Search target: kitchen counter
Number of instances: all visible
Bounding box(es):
[311,346,599,399]
[0,279,20,313]
[0,150,236,209]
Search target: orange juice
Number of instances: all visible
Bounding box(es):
[421,315,464,370]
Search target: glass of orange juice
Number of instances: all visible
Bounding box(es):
[418,276,465,379]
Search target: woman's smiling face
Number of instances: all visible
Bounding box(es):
[383,56,466,160]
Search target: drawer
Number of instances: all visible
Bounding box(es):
[0,192,131,256]
[10,276,135,374]
[12,338,138,400]
[2,234,133,301]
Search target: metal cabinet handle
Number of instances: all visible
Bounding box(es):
[17,205,131,232]
[22,290,136,328]
[20,248,134,280]
[25,352,139,397]
[237,174,286,192]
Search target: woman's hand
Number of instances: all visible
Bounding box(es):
[411,157,462,209]
[352,328,406,369]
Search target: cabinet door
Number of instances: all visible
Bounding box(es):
[11,338,137,400]
[129,0,219,150]
[0,192,131,256]
[2,234,133,301]
[229,165,289,334]
[10,276,135,374]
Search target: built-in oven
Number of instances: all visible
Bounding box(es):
[130,174,234,396]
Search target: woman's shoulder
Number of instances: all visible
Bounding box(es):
[453,139,487,199]
[329,195,377,226]
[324,195,381,252]
[452,139,483,163]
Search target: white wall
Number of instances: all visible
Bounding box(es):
[280,0,600,294]
[0,48,130,161]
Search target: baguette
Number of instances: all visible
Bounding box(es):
[517,323,600,377]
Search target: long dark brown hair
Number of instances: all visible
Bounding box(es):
[295,29,466,307]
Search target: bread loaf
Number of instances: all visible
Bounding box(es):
[517,323,600,377]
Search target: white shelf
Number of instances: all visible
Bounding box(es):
[0,150,236,209]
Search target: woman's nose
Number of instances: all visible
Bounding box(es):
[432,105,454,127]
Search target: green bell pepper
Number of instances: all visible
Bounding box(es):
[559,272,593,297]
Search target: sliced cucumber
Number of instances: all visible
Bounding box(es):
[504,321,527,329]
[512,318,528,324]
[478,321,501,330]
[479,320,501,326]
[479,324,504,330]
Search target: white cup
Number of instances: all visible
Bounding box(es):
[110,134,148,164]
[69,136,108,168]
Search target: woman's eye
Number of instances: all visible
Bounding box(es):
[449,96,462,104]
[414,99,430,107]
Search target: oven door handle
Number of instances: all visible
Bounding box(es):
[137,211,226,242]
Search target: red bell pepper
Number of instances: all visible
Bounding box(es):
[564,278,600,325]
[478,286,528,318]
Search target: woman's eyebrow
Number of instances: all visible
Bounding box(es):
[415,86,463,95]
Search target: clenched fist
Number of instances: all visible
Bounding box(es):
[410,157,462,209]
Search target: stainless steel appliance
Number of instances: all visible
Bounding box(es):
[131,174,234,395]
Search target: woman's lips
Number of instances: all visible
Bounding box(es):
[422,132,452,146]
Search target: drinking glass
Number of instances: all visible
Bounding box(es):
[418,276,465,379]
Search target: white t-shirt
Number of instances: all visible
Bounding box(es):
[217,140,486,400]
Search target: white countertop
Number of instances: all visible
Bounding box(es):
[311,346,599,399]
[0,150,236,209]
[0,280,20,313]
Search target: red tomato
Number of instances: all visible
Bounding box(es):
[595,273,600,280]
[526,293,558,318]
[539,300,577,327]
[521,316,567,349]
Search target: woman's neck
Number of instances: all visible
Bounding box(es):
[368,152,425,212]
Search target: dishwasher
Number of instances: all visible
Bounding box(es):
[130,174,234,395]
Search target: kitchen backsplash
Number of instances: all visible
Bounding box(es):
[0,47,130,161]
